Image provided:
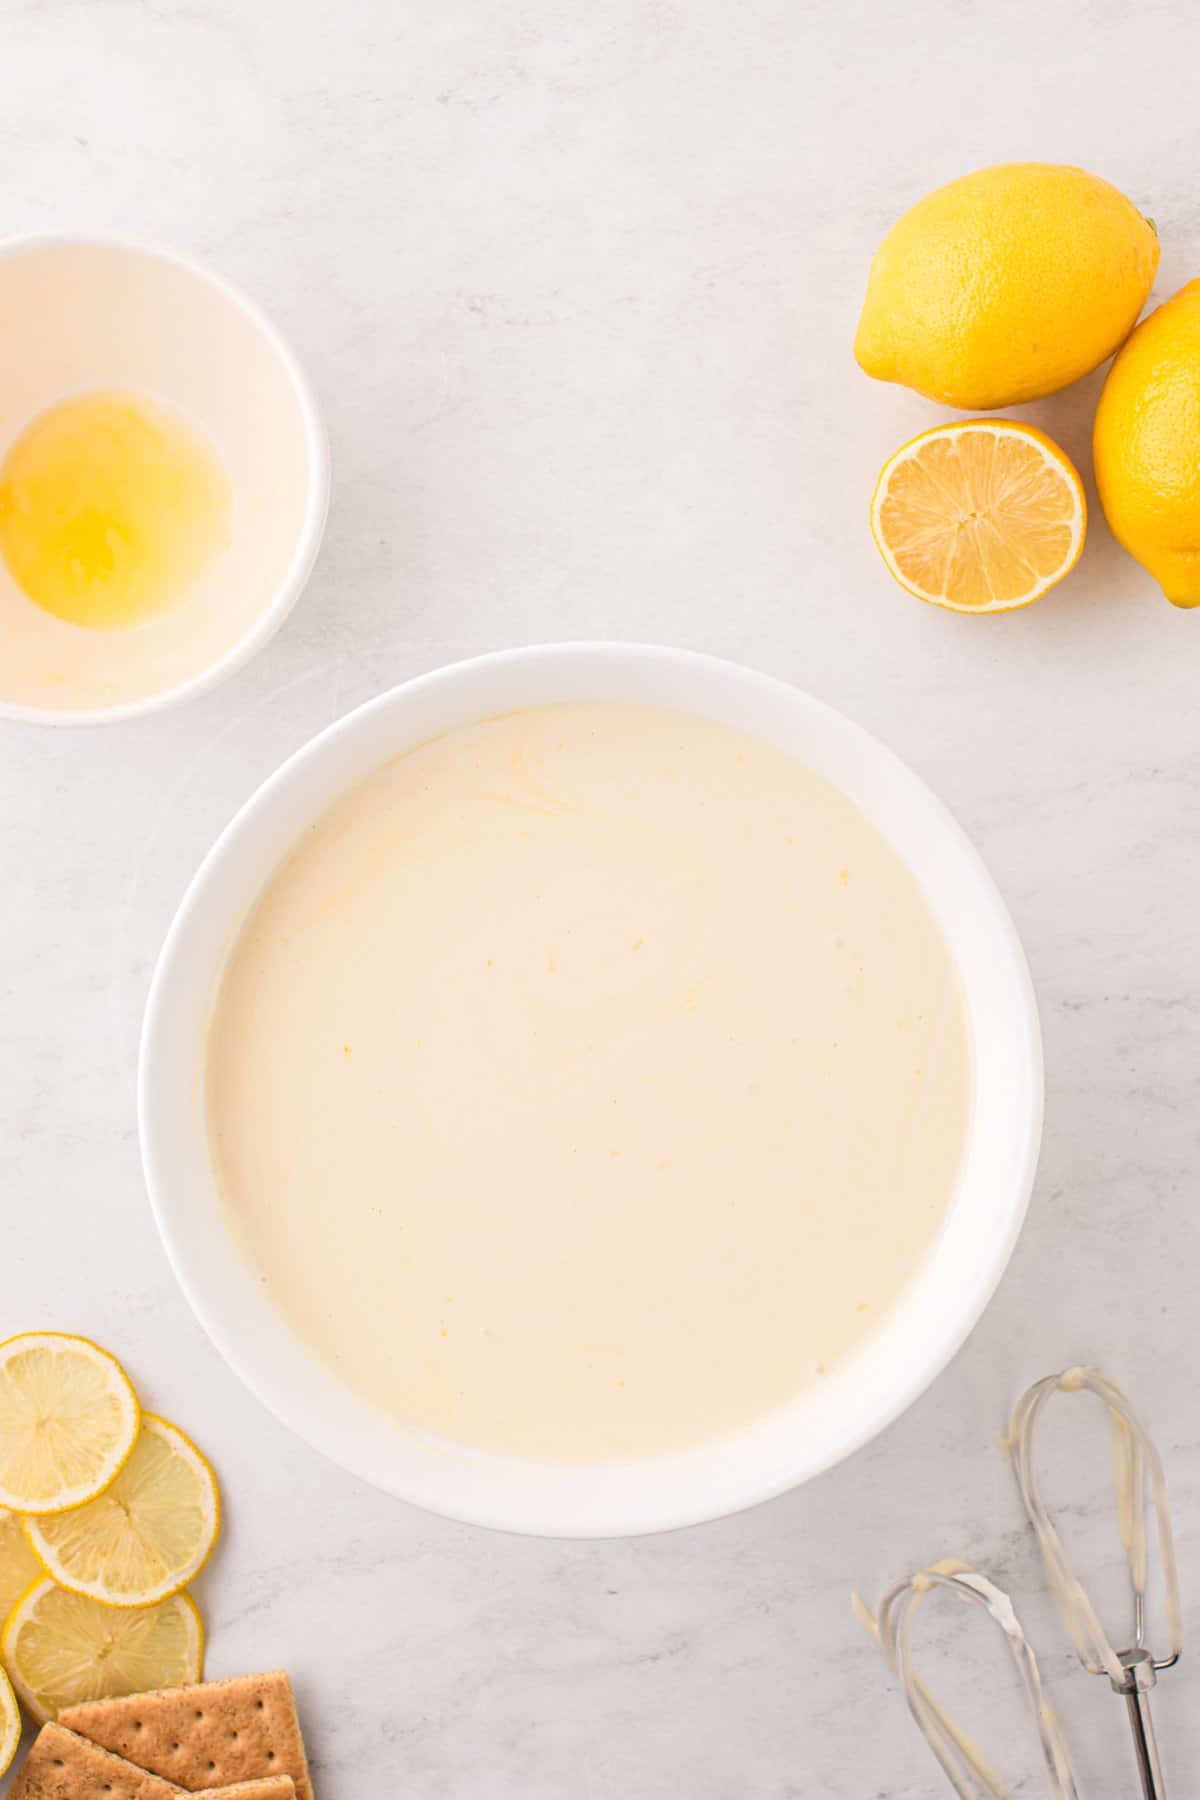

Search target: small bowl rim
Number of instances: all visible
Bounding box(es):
[0,230,331,729]
[140,642,1044,1537]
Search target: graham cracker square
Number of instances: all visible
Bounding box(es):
[10,1723,183,1799]
[59,1671,312,1800]
[192,1784,296,1800]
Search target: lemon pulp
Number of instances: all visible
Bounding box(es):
[0,389,231,630]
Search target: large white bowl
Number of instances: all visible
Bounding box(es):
[0,234,329,725]
[140,644,1042,1537]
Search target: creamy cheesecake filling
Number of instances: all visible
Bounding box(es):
[206,702,971,1463]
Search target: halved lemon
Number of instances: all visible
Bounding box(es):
[2,1577,202,1723]
[24,1416,220,1608]
[870,420,1086,611]
[0,1334,139,1514]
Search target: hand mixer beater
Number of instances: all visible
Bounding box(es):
[859,1366,1183,1799]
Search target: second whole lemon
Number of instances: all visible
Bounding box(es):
[856,163,1159,409]
[1093,278,1200,608]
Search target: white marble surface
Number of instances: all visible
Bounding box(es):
[3,1,1199,1793]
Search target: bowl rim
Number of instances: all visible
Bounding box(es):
[0,230,331,729]
[140,642,1044,1537]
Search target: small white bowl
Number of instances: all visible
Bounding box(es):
[0,234,329,725]
[140,644,1042,1537]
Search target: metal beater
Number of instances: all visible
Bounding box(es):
[1007,1366,1182,1800]
[858,1365,1182,1798]
[858,1559,1080,1797]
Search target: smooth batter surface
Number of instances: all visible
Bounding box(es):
[207,703,971,1462]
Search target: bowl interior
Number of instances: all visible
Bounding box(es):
[0,238,326,721]
[140,645,1042,1536]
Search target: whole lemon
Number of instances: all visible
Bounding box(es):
[1094,279,1200,607]
[855,163,1158,409]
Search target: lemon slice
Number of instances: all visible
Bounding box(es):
[24,1416,220,1608]
[0,1334,139,1514]
[870,421,1086,612]
[2,1576,202,1723]
[0,1505,42,1624]
[0,1661,18,1779]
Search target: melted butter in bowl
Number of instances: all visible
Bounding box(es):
[206,702,971,1465]
[0,389,232,631]
[0,235,327,723]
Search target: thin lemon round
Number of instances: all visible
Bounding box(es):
[0,1333,139,1514]
[870,421,1086,612]
[0,1506,42,1627]
[24,1416,220,1609]
[2,1576,203,1723]
[0,1661,18,1780]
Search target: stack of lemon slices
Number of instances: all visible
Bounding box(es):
[0,1332,219,1774]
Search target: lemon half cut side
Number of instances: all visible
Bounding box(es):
[870,421,1086,612]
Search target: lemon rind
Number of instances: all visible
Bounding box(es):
[870,421,1086,612]
[1,1575,204,1724]
[22,1415,221,1611]
[0,1333,141,1516]
[0,1663,19,1778]
[2,1572,61,1724]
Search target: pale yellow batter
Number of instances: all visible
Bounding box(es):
[207,703,971,1462]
